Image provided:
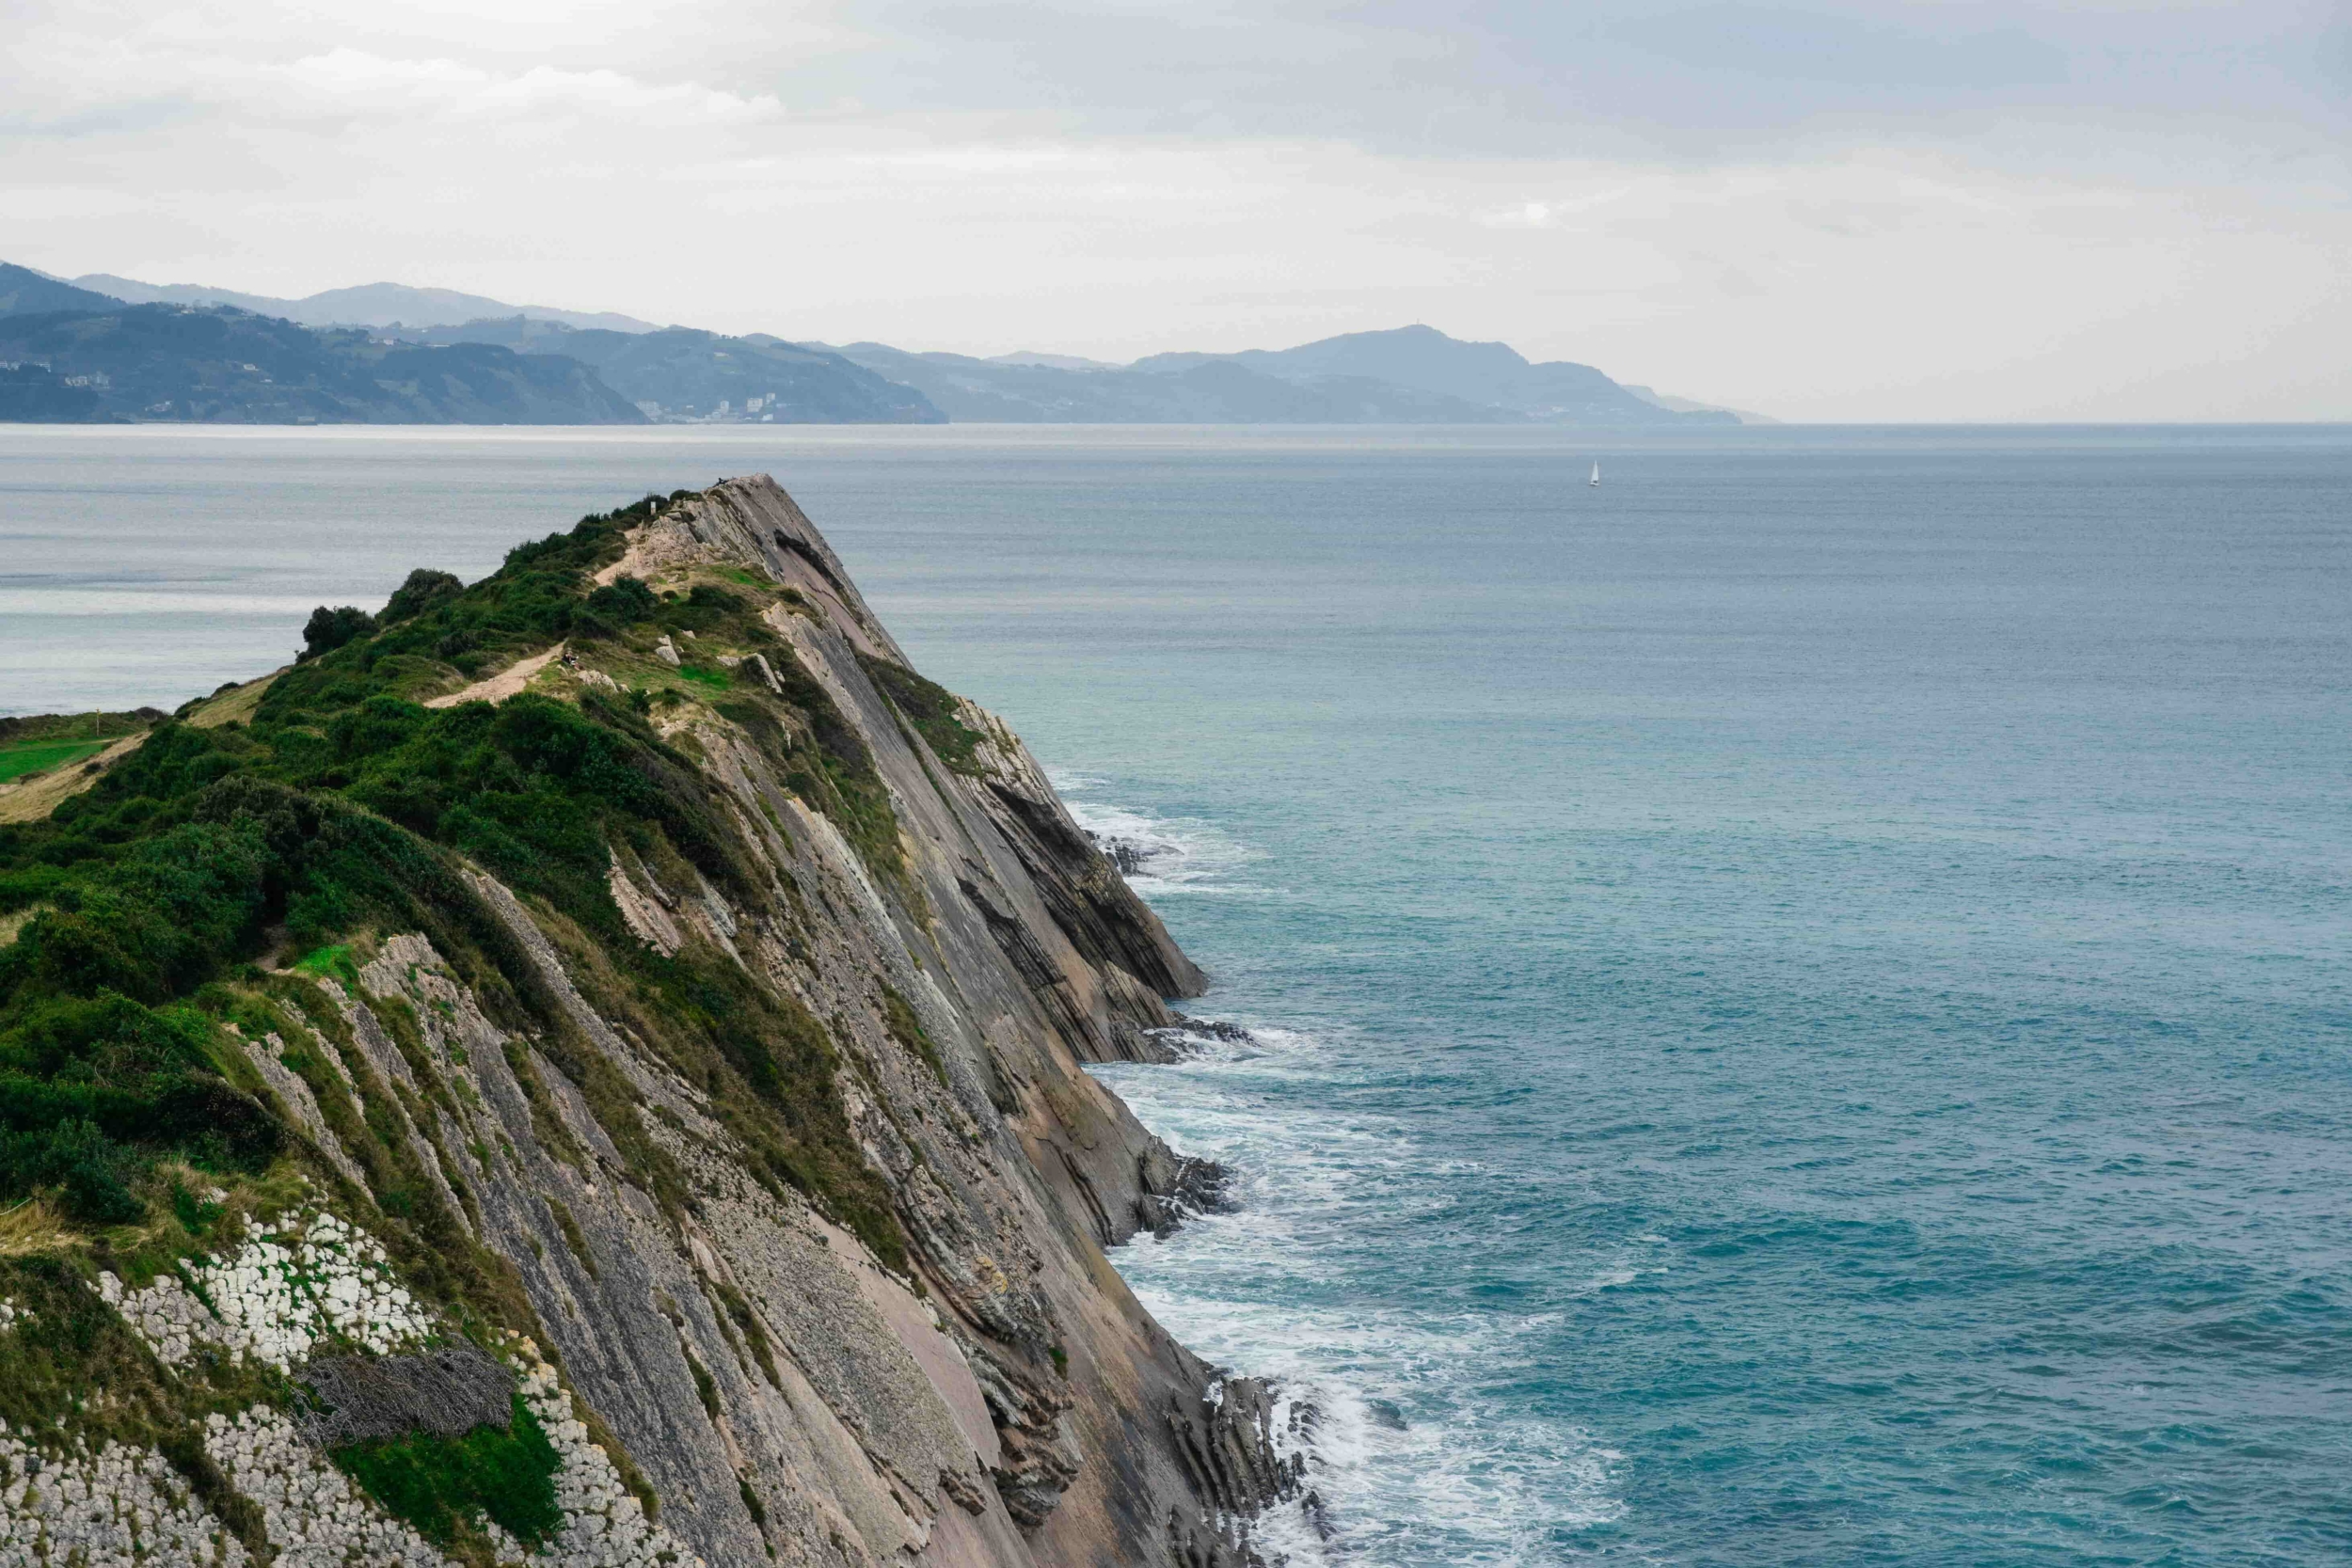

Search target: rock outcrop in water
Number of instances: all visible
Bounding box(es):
[0,477,1286,1566]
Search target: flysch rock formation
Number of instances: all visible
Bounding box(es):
[0,476,1300,1568]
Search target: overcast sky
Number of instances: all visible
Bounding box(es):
[6,1,2347,420]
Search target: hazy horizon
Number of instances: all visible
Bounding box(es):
[6,1,2347,422]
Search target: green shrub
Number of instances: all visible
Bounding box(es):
[880,984,947,1086]
[380,569,463,626]
[582,574,658,625]
[14,1117,141,1224]
[298,606,378,663]
[685,1348,720,1419]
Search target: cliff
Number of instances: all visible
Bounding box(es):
[0,478,1292,1566]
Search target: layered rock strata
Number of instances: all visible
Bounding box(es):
[0,477,1291,1567]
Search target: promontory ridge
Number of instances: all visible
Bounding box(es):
[0,477,1295,1566]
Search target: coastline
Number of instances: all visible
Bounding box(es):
[12,427,2350,1565]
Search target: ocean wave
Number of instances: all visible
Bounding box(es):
[1119,1205,1626,1565]
[1091,1017,1621,1560]
[1064,773,1626,1561]
[1049,769,1264,895]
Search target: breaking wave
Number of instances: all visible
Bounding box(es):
[1097,1021,1624,1565]
[1072,782,1623,1565]
[1052,770,1263,895]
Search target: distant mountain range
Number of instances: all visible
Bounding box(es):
[65,272,660,334]
[818,340,1533,423]
[0,292,644,425]
[0,268,120,319]
[1620,384,1778,425]
[822,325,1741,425]
[385,316,940,424]
[1,261,1766,426]
[0,263,932,426]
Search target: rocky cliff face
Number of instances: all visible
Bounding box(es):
[0,478,1291,1566]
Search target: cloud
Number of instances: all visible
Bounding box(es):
[5,36,785,135]
[767,0,2352,166]
[1477,189,1636,230]
[1599,6,2069,90]
[1482,201,1566,230]
[274,50,787,125]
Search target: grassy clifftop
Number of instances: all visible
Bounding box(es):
[0,489,931,1292]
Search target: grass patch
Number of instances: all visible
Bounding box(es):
[676,663,731,691]
[292,943,361,988]
[168,1178,226,1237]
[0,739,110,784]
[685,1346,721,1420]
[543,1192,597,1279]
[0,1196,75,1257]
[0,711,151,745]
[880,984,947,1088]
[330,1392,563,1550]
[710,1278,781,1387]
[855,655,987,776]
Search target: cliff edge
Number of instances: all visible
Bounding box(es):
[0,477,1291,1567]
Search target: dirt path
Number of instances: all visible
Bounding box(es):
[424,644,565,709]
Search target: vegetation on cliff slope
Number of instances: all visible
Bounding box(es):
[0,491,930,1319]
[328,1393,564,1548]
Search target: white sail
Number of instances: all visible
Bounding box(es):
[1589,462,1601,486]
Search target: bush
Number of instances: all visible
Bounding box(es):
[582,574,657,624]
[380,569,463,625]
[299,605,379,663]
[14,1117,141,1225]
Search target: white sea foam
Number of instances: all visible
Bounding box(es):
[1072,802,1626,1564]
[1050,770,1265,895]
[1061,777,1627,1560]
[1114,1202,1627,1565]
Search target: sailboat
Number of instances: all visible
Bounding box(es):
[1589,461,1601,487]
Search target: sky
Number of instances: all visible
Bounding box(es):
[4,1,2347,420]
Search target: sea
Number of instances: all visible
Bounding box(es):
[5,422,2350,1565]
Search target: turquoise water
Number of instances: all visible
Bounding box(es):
[6,424,2351,1564]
